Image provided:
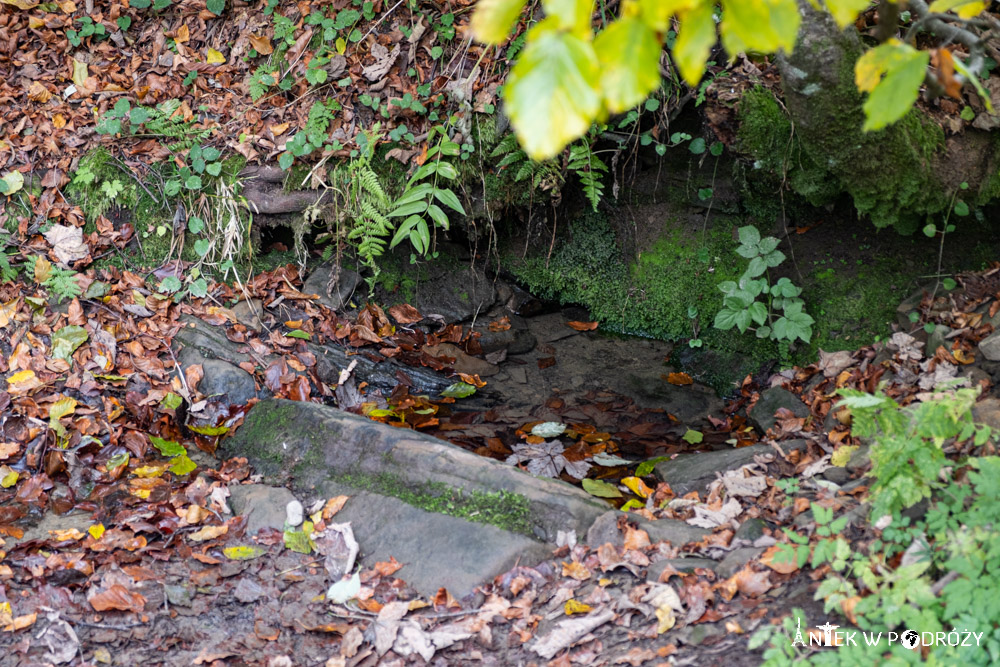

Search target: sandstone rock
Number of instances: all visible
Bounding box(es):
[651,440,808,496]
[225,399,609,543]
[749,387,811,433]
[303,263,362,311]
[423,342,499,377]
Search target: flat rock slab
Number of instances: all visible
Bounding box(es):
[229,483,550,598]
[749,387,811,433]
[224,399,609,543]
[652,440,808,496]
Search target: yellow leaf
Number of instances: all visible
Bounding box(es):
[133,464,170,478]
[929,0,988,19]
[28,15,45,28]
[335,37,346,54]
[176,24,190,43]
[223,545,266,560]
[49,396,77,421]
[638,0,699,32]
[72,59,88,87]
[130,488,151,499]
[719,0,800,57]
[0,171,23,196]
[564,599,592,615]
[0,466,17,488]
[88,523,105,540]
[34,256,51,283]
[7,370,40,394]
[621,475,653,499]
[270,122,290,136]
[206,48,226,64]
[673,3,717,86]
[656,604,676,633]
[0,300,18,328]
[506,22,601,160]
[53,114,67,129]
[471,0,528,44]
[0,0,40,9]
[824,0,872,28]
[830,444,858,467]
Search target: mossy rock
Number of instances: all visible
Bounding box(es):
[224,399,609,542]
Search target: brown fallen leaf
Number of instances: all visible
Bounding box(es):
[88,584,147,613]
[760,544,800,574]
[323,495,350,520]
[567,320,599,331]
[188,524,228,542]
[665,372,694,386]
[388,303,423,324]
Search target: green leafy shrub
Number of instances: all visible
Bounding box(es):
[713,226,813,344]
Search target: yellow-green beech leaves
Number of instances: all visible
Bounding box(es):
[594,16,661,112]
[471,0,528,44]
[674,3,718,85]
[505,21,601,159]
[928,0,988,20]
[542,0,595,37]
[825,0,875,28]
[638,0,700,32]
[855,40,930,131]
[719,0,800,56]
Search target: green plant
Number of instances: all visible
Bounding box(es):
[470,0,994,159]
[28,257,82,303]
[836,386,991,519]
[388,126,466,258]
[774,503,851,571]
[713,225,813,345]
[67,17,107,47]
[129,0,173,11]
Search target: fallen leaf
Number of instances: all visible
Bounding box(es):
[567,320,599,331]
[88,584,146,613]
[188,524,228,542]
[206,48,226,64]
[666,372,693,385]
[564,599,592,615]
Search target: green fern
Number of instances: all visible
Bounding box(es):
[568,141,608,211]
[304,100,335,147]
[248,66,276,102]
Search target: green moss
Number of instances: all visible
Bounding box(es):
[336,471,534,536]
[507,211,778,391]
[66,148,143,223]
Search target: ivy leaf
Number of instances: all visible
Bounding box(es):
[855,40,930,131]
[505,20,601,160]
[285,329,311,340]
[206,0,225,16]
[594,16,661,113]
[471,0,529,44]
[673,3,717,86]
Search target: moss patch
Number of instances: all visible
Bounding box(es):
[336,471,534,536]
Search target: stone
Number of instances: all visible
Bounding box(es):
[177,347,260,408]
[164,584,194,607]
[423,342,499,377]
[716,546,765,579]
[304,485,551,598]
[508,330,537,355]
[973,398,1000,430]
[228,484,297,535]
[412,266,497,324]
[821,466,850,485]
[749,387,811,433]
[232,298,265,331]
[647,558,718,580]
[734,517,767,542]
[285,500,304,527]
[303,263,362,311]
[926,324,952,357]
[224,399,609,543]
[846,444,871,475]
[979,332,1000,361]
[584,511,708,549]
[651,440,808,496]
